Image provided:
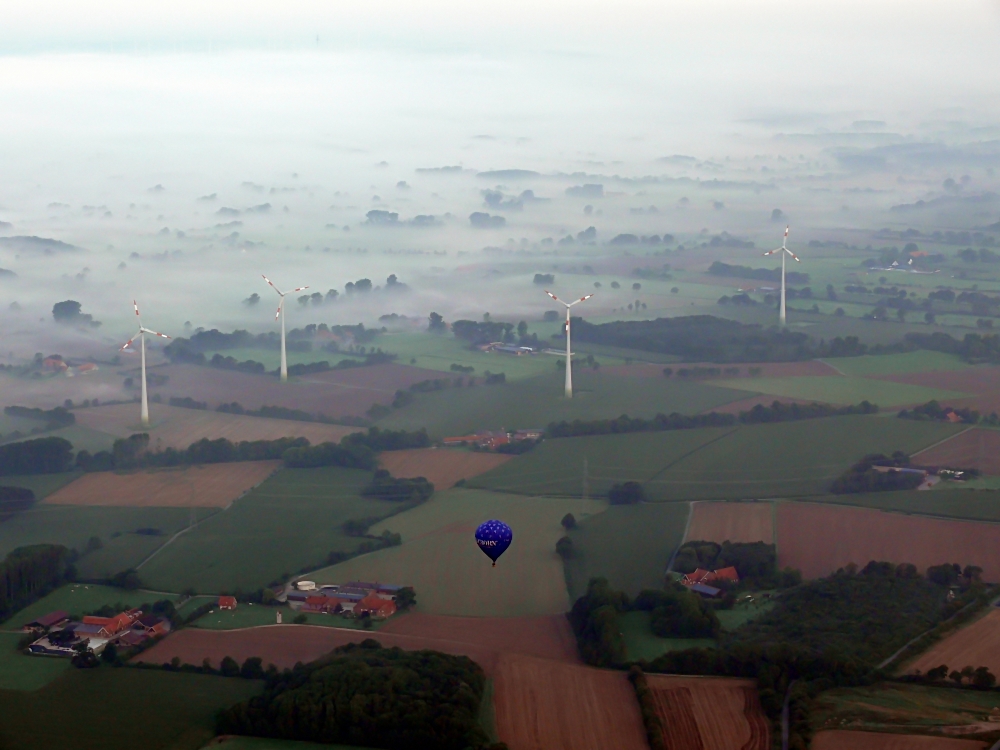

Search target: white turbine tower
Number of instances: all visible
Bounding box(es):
[546,290,594,399]
[120,300,171,428]
[262,274,308,382]
[762,226,800,326]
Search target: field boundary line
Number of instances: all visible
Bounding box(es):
[798,498,1000,526]
[815,359,847,376]
[643,426,742,486]
[911,426,975,459]
[666,502,694,574]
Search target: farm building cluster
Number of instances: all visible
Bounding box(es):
[23,607,171,657]
[681,566,740,598]
[41,355,100,376]
[443,428,543,450]
[283,580,403,620]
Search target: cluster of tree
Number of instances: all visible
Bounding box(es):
[208,353,267,374]
[608,481,644,505]
[663,366,740,378]
[0,437,74,475]
[52,300,100,327]
[169,396,207,410]
[452,319,517,346]
[673,540,800,590]
[633,585,720,638]
[830,452,924,494]
[533,273,555,285]
[898,400,980,424]
[215,640,494,750]
[78,434,311,472]
[706,261,809,284]
[732,560,957,666]
[633,264,672,281]
[0,486,36,519]
[716,293,759,307]
[546,401,878,439]
[214,402,366,428]
[904,331,1000,364]
[0,545,73,621]
[361,469,434,503]
[916,663,997,689]
[4,405,76,429]
[628,667,665,750]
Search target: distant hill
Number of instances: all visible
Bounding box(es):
[0,236,82,254]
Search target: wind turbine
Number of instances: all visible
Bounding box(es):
[262,274,308,382]
[545,290,593,398]
[762,226,799,326]
[120,300,171,428]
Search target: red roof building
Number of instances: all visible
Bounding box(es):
[218,596,237,610]
[356,593,397,619]
[82,611,137,636]
[302,596,346,614]
[681,567,740,587]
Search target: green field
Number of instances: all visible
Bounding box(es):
[0,668,261,750]
[822,351,971,377]
[811,681,1000,737]
[2,584,181,631]
[0,471,82,498]
[619,611,714,661]
[472,416,960,501]
[0,632,70,690]
[375,370,752,437]
[564,501,690,600]
[307,488,607,617]
[190,604,388,631]
[0,505,196,578]
[715,375,968,406]
[801,488,1000,522]
[138,467,404,594]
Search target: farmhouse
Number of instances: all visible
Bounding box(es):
[443,429,542,449]
[22,610,69,632]
[286,580,405,619]
[218,596,237,610]
[356,593,397,619]
[682,566,740,587]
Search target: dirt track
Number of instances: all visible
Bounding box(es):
[645,675,770,750]
[379,449,512,490]
[777,503,1000,581]
[44,461,280,507]
[493,653,648,750]
[811,730,986,749]
[685,501,774,544]
[907,609,1000,677]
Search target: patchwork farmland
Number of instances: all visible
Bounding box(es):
[644,674,770,750]
[378,447,511,489]
[684,501,774,544]
[43,462,280,507]
[777,503,1000,581]
[914,428,1000,476]
[810,731,987,750]
[74,402,359,449]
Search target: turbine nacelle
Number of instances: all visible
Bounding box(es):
[762,226,800,262]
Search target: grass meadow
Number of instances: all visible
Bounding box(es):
[307,488,607,617]
[138,467,403,594]
[375,371,751,437]
[0,668,260,750]
[564,501,690,600]
[0,632,70,691]
[1,472,82,499]
[2,583,180,630]
[801,488,1000,522]
[189,604,388,631]
[822,351,971,377]
[619,611,714,662]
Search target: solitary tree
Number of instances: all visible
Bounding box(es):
[395,587,416,610]
[561,513,577,530]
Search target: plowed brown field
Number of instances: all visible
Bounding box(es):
[43,461,280,507]
[379,448,512,489]
[379,612,578,663]
[914,428,1000,475]
[685,502,774,544]
[872,367,1000,415]
[811,730,986,749]
[493,653,648,750]
[152,363,445,417]
[777,503,1000,581]
[135,613,578,674]
[645,675,770,750]
[75,402,359,449]
[907,609,1000,677]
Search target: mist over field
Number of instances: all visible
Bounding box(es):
[2,0,1000,361]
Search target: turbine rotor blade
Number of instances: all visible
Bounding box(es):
[262,274,284,296]
[148,330,171,339]
[292,286,309,293]
[275,304,282,320]
[545,290,559,301]
[788,252,801,262]
[580,294,594,302]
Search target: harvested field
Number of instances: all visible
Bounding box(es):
[136,615,577,676]
[777,503,1000,581]
[685,501,774,544]
[378,448,512,489]
[493,653,648,750]
[811,731,986,749]
[871,366,1000,415]
[151,363,446,418]
[43,461,280,507]
[74,403,359,449]
[907,609,1000,677]
[380,612,578,664]
[602,360,839,379]
[914,428,1000,476]
[644,674,770,750]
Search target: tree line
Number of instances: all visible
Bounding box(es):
[546,400,878,438]
[830,452,924,494]
[0,544,73,622]
[673,540,800,591]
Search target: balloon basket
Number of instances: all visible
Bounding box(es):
[492,562,496,567]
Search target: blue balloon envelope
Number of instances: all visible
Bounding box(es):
[475,519,513,567]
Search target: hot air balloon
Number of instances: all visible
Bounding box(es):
[475,519,512,567]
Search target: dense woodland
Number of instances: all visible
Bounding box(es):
[216,640,493,750]
[830,452,925,494]
[707,260,810,284]
[673,540,801,590]
[0,544,73,621]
